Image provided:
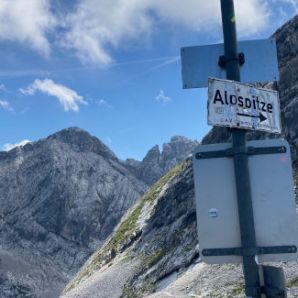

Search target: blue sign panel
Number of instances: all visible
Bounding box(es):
[181,38,279,89]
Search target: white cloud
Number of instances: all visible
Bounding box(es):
[0,0,288,65]
[3,139,31,151]
[234,0,270,36]
[20,79,87,112]
[0,0,56,57]
[0,100,13,112]
[149,0,270,36]
[156,89,171,104]
[60,0,152,66]
[58,0,271,66]
[97,99,112,108]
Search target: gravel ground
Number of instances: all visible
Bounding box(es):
[146,260,298,298]
[61,256,141,298]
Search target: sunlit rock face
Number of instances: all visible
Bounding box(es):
[0,127,147,297]
[0,127,196,297]
[123,136,198,186]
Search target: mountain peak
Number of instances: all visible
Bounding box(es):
[47,127,117,160]
[170,135,192,143]
[123,136,198,186]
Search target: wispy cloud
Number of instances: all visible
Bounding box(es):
[0,99,13,112]
[0,56,179,79]
[0,0,56,57]
[149,56,180,72]
[58,0,271,66]
[156,89,171,104]
[59,0,152,66]
[0,0,293,66]
[2,139,31,151]
[97,99,113,108]
[20,78,87,112]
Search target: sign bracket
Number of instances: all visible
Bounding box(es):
[195,145,286,160]
[202,245,297,257]
[218,52,245,68]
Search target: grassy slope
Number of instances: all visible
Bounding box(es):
[63,161,187,294]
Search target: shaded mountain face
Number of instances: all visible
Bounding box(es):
[62,15,298,298]
[0,127,147,297]
[123,136,198,185]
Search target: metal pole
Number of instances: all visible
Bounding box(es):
[220,1,261,297]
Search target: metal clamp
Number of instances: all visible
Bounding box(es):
[195,146,287,160]
[218,52,245,68]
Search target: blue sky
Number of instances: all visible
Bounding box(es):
[0,0,297,160]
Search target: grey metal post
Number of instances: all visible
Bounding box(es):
[220,1,261,297]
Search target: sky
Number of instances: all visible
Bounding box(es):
[0,0,297,160]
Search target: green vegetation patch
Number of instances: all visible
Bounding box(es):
[229,282,244,296]
[142,248,167,268]
[288,276,298,288]
[64,161,187,293]
[121,281,155,298]
[104,161,187,253]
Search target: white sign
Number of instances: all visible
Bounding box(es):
[208,77,281,134]
[193,139,298,264]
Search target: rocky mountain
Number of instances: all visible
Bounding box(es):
[0,128,196,298]
[123,136,198,186]
[62,159,298,298]
[0,127,148,297]
[62,15,298,298]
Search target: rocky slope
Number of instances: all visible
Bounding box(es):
[0,127,147,297]
[62,159,298,298]
[0,128,195,298]
[124,136,198,186]
[62,14,298,298]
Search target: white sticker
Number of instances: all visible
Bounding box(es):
[208,208,219,218]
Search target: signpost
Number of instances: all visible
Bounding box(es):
[181,0,298,297]
[208,77,281,133]
[193,139,298,264]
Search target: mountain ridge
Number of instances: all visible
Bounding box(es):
[0,127,196,297]
[0,127,147,297]
[123,136,198,185]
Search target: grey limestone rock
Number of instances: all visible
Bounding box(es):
[0,127,147,297]
[123,136,198,186]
